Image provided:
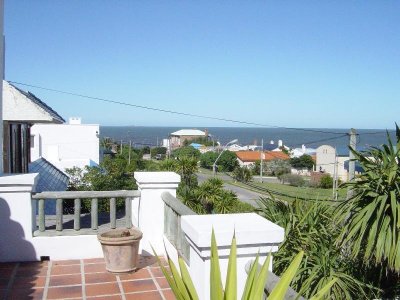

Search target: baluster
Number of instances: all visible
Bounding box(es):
[74,198,81,230]
[38,199,45,232]
[91,198,98,230]
[110,197,116,229]
[125,197,132,228]
[56,198,63,231]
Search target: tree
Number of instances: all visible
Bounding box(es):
[183,136,213,147]
[100,137,114,150]
[336,125,400,274]
[217,151,238,172]
[200,151,218,169]
[232,166,252,183]
[172,146,201,160]
[150,147,167,158]
[290,154,314,170]
[265,159,291,176]
[319,174,333,189]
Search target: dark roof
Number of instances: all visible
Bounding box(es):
[10,83,65,123]
[343,160,364,173]
[263,144,277,151]
[29,158,69,192]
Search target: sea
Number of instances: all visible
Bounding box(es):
[100,126,396,155]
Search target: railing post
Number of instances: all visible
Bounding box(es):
[110,197,116,229]
[181,213,284,300]
[125,197,132,228]
[56,198,63,231]
[91,198,98,230]
[38,199,45,232]
[134,172,181,255]
[74,198,81,230]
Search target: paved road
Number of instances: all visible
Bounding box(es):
[196,172,267,206]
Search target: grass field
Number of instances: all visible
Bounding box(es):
[230,180,346,203]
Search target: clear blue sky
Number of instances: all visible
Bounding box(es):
[5,1,399,129]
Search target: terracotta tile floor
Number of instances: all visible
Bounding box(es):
[0,256,176,300]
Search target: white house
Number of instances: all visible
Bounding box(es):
[316,145,350,181]
[169,129,209,149]
[31,117,100,172]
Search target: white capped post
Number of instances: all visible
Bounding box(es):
[181,213,284,299]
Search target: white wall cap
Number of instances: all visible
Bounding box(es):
[134,172,181,184]
[182,213,284,249]
[0,173,39,192]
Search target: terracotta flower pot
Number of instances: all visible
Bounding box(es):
[98,228,143,273]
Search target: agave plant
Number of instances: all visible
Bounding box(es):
[154,230,336,299]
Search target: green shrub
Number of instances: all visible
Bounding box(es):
[232,166,252,183]
[319,174,333,189]
[279,173,305,187]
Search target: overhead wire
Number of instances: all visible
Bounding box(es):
[10,80,346,135]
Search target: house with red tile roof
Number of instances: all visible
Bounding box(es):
[236,150,290,167]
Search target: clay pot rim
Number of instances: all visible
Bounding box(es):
[98,228,143,243]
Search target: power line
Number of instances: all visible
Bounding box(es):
[10,80,346,135]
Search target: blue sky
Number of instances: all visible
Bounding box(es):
[5,1,399,129]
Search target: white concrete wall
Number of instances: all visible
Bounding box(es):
[134,172,181,256]
[31,123,100,171]
[0,1,4,173]
[316,145,336,175]
[182,213,284,299]
[0,174,104,262]
[316,145,350,181]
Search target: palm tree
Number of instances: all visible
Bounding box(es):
[100,137,114,150]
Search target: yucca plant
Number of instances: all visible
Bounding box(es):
[154,229,336,299]
[257,196,374,299]
[335,125,400,272]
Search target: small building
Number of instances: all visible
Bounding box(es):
[315,145,354,181]
[236,151,289,167]
[31,117,100,172]
[169,129,209,149]
[2,80,65,173]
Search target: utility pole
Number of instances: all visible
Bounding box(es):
[260,139,264,183]
[128,140,132,165]
[347,128,357,199]
[332,148,338,200]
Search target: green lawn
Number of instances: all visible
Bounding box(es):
[230,180,346,203]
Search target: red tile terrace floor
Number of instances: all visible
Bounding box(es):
[0,256,176,300]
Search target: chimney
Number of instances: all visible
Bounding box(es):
[278,140,283,147]
[69,117,82,125]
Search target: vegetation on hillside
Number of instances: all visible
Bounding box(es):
[258,125,400,298]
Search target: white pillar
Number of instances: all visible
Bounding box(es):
[134,171,180,256]
[0,0,4,173]
[0,173,39,262]
[181,213,284,300]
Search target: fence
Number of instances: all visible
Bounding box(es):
[161,191,197,263]
[32,190,140,236]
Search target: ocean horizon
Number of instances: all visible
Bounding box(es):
[100,126,396,155]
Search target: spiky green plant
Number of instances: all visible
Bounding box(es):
[335,125,400,272]
[257,196,373,299]
[154,229,336,299]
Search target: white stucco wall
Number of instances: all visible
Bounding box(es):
[31,123,100,171]
[316,145,349,181]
